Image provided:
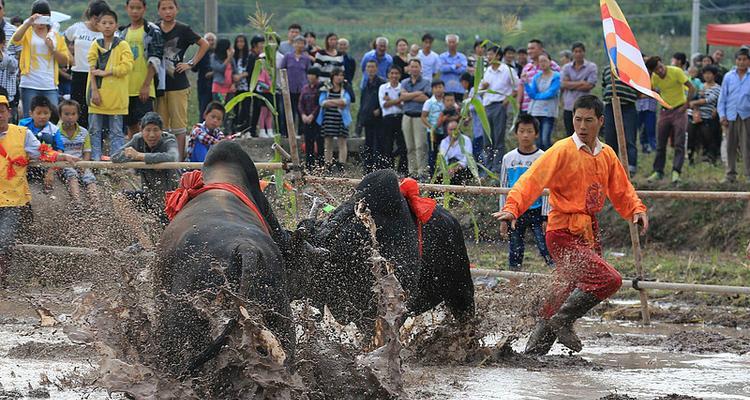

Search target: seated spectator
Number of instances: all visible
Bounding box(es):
[19,95,63,191]
[112,112,178,224]
[56,99,97,204]
[438,120,473,185]
[186,101,232,162]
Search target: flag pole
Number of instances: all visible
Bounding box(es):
[609,69,651,325]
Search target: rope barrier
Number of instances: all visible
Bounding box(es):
[29,161,286,171]
[304,175,750,201]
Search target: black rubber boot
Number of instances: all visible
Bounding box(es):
[524,320,557,355]
[546,289,601,352]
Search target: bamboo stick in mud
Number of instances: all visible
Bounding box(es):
[279,69,302,169]
[610,69,651,325]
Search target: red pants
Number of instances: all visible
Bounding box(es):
[540,229,622,319]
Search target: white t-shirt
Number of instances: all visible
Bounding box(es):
[439,134,473,167]
[378,82,402,116]
[19,31,57,90]
[417,49,440,81]
[64,21,102,72]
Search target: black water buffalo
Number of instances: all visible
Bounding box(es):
[295,169,474,330]
[152,141,295,375]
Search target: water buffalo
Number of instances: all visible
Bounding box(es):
[295,170,474,331]
[152,141,295,375]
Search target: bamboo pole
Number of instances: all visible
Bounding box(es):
[303,176,750,201]
[470,268,750,295]
[610,70,650,324]
[29,161,284,170]
[278,69,302,168]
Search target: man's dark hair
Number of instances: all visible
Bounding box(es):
[365,59,377,67]
[487,46,500,54]
[409,58,422,66]
[430,79,444,88]
[515,113,539,134]
[517,48,527,55]
[30,95,54,113]
[126,0,146,6]
[422,33,434,43]
[306,66,321,76]
[288,23,301,31]
[473,39,484,50]
[388,65,402,75]
[304,31,316,39]
[701,64,719,76]
[85,0,111,19]
[31,0,51,15]
[203,101,226,116]
[645,56,661,74]
[100,9,118,22]
[672,52,688,67]
[157,0,177,8]
[702,55,715,64]
[528,39,543,47]
[250,34,265,48]
[736,48,750,59]
[58,99,81,113]
[503,46,516,55]
[443,92,455,99]
[571,42,585,52]
[460,72,473,83]
[573,95,604,118]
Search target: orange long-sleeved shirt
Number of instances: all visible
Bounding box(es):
[502,136,646,243]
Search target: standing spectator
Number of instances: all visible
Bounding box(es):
[299,67,322,170]
[480,46,518,173]
[646,56,695,183]
[701,55,722,85]
[518,39,560,114]
[718,48,750,183]
[467,39,486,75]
[58,50,73,99]
[503,46,518,72]
[523,54,560,151]
[338,38,357,85]
[0,29,19,116]
[317,67,351,171]
[393,38,410,80]
[254,51,274,138]
[439,34,467,102]
[247,34,267,137]
[12,1,70,118]
[314,33,344,84]
[304,32,320,58]
[210,38,235,102]
[713,49,729,77]
[120,0,163,138]
[602,63,639,174]
[688,64,721,165]
[156,0,209,161]
[515,48,528,77]
[360,37,392,88]
[192,32,215,122]
[279,23,301,56]
[86,9,134,161]
[281,35,312,133]
[560,42,597,137]
[64,0,109,128]
[359,60,385,174]
[417,33,440,82]
[558,50,572,67]
[636,93,658,154]
[671,52,688,71]
[400,59,431,178]
[379,65,404,172]
[0,1,20,61]
[112,112,178,224]
[421,79,445,174]
[231,34,251,132]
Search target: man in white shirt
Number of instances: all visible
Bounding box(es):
[480,46,518,174]
[379,65,405,172]
[417,33,440,82]
[438,120,473,184]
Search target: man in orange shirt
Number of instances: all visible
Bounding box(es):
[493,95,648,355]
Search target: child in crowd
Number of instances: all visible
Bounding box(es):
[0,30,20,119]
[19,96,64,191]
[112,112,178,224]
[56,99,97,203]
[255,53,275,138]
[438,120,473,185]
[408,44,420,60]
[421,79,445,174]
[87,9,134,160]
[186,101,233,162]
[299,67,323,170]
[498,113,554,272]
[0,94,78,285]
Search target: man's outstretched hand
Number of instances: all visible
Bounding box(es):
[633,212,649,235]
[492,211,517,230]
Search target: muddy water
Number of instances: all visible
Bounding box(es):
[408,318,750,400]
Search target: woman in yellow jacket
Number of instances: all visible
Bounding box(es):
[85,9,134,160]
[11,1,70,118]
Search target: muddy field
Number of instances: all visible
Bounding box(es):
[2,182,750,399]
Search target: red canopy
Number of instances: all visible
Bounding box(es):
[706,23,750,47]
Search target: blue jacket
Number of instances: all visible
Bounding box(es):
[524,71,561,100]
[317,87,353,128]
[19,118,64,151]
